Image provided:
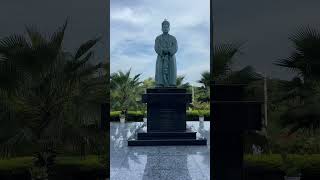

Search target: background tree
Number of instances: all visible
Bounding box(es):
[274,26,320,134]
[110,69,142,113]
[0,21,107,176]
[176,75,191,89]
[198,71,210,89]
[212,42,242,81]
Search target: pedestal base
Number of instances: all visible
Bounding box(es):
[128,88,207,146]
[128,128,207,146]
[128,138,207,146]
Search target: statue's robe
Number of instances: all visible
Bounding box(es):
[154,33,178,87]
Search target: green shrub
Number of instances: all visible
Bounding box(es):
[110,111,121,117]
[0,156,108,180]
[110,111,144,121]
[186,110,210,121]
[109,110,211,121]
[244,154,320,179]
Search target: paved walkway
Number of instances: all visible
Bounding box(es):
[110,121,210,180]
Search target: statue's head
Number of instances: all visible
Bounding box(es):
[162,19,170,34]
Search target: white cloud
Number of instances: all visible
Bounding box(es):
[110,0,210,87]
[111,7,152,26]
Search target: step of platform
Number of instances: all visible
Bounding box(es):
[137,131,197,140]
[128,139,207,146]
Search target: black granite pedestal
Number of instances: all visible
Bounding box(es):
[128,88,207,146]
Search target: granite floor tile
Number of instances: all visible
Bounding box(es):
[157,146,191,155]
[112,169,162,180]
[110,122,210,180]
[127,146,160,156]
[118,155,159,171]
[157,169,208,180]
[190,154,210,178]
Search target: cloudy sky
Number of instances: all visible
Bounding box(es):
[110,0,210,86]
[213,0,320,80]
[0,0,109,64]
[1,0,320,82]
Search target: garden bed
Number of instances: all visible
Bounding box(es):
[244,154,320,180]
[0,155,108,180]
[110,110,210,121]
[2,154,320,179]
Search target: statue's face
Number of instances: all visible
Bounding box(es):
[162,23,170,33]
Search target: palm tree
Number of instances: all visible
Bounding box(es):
[198,71,210,89]
[274,26,320,134]
[176,75,191,89]
[110,69,142,114]
[142,77,156,89]
[212,43,262,84]
[275,26,320,82]
[0,21,107,170]
[212,42,242,81]
[280,95,320,134]
[221,66,262,84]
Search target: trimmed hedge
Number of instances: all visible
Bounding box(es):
[0,156,108,180]
[1,154,320,179]
[244,154,320,180]
[110,110,210,121]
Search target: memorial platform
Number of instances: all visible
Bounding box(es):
[128,88,207,146]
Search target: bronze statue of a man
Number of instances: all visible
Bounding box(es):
[154,19,178,87]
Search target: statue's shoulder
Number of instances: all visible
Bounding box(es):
[155,34,162,40]
[169,34,177,41]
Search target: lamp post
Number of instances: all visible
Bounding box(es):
[264,72,268,128]
[258,71,268,130]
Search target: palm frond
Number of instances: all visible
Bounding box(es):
[220,66,262,84]
[275,26,320,81]
[74,37,100,60]
[212,42,243,80]
[198,71,210,88]
[26,26,47,47]
[48,20,68,55]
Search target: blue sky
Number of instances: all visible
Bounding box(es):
[110,0,210,86]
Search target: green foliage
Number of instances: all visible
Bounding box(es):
[109,110,210,121]
[29,166,48,180]
[275,26,320,81]
[279,97,320,134]
[212,42,242,81]
[33,151,56,168]
[0,21,108,160]
[270,133,320,154]
[110,74,194,112]
[273,26,320,134]
[190,100,210,117]
[280,153,301,176]
[198,71,210,89]
[212,42,263,84]
[0,157,32,171]
[110,111,144,121]
[191,101,210,110]
[176,75,191,89]
[0,156,108,180]
[141,77,155,91]
[221,66,262,84]
[244,154,320,177]
[110,69,142,112]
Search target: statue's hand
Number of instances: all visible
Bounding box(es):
[162,49,170,55]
